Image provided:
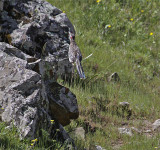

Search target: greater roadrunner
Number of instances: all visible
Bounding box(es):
[68,31,85,79]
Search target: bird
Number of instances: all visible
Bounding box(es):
[68,31,85,79]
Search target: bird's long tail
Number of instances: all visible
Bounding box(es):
[75,59,85,79]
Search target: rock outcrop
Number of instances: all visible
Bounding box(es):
[0,0,79,144]
[152,119,160,132]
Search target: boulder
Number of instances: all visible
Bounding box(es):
[119,102,129,107]
[89,145,106,150]
[0,0,73,77]
[118,127,132,136]
[95,145,106,150]
[48,82,79,126]
[152,119,160,132]
[0,0,79,145]
[70,127,85,140]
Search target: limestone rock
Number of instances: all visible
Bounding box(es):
[95,145,106,150]
[118,127,132,136]
[54,13,75,34]
[119,102,129,107]
[70,127,85,140]
[0,45,42,138]
[0,0,79,146]
[0,0,4,11]
[0,0,73,78]
[152,119,160,132]
[48,82,79,126]
[89,145,106,150]
[131,127,141,134]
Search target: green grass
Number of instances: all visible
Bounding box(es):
[0,122,63,150]
[1,0,160,149]
[48,0,160,149]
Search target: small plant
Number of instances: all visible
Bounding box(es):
[49,0,160,149]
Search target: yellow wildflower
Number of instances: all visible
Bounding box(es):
[105,25,111,29]
[31,138,38,142]
[34,138,38,142]
[50,120,54,124]
[31,143,34,146]
[96,0,101,3]
[150,32,153,36]
[63,11,65,13]
[141,10,144,13]
[155,147,158,149]
[130,18,134,21]
[1,108,4,109]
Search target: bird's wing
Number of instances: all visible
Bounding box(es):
[68,44,76,63]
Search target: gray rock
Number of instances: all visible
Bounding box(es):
[118,127,132,136]
[0,0,79,146]
[131,127,141,134]
[0,47,42,138]
[48,82,79,126]
[95,145,106,150]
[0,0,73,78]
[54,13,76,34]
[0,0,4,11]
[89,145,106,150]
[0,42,37,62]
[144,129,152,133]
[152,119,160,131]
[119,102,129,107]
[70,127,85,140]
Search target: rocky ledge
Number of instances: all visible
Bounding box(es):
[0,0,78,144]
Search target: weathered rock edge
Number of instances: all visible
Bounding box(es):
[0,0,78,144]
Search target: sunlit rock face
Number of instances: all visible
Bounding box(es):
[0,0,78,143]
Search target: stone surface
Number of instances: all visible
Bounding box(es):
[0,0,79,146]
[119,102,129,107]
[0,0,4,11]
[131,127,141,134]
[89,145,106,150]
[0,44,42,138]
[144,129,152,133]
[95,145,106,150]
[118,127,132,136]
[152,119,160,132]
[48,82,79,126]
[0,0,73,78]
[70,127,85,140]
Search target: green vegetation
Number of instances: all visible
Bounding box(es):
[49,0,160,149]
[0,122,63,150]
[0,0,160,149]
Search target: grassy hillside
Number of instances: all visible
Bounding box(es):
[48,0,160,149]
[0,0,160,149]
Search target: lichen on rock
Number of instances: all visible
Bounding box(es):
[0,0,79,146]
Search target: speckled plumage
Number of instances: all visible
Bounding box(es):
[68,32,85,79]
